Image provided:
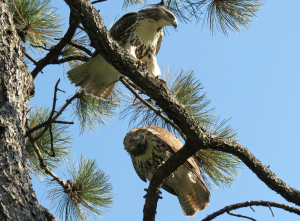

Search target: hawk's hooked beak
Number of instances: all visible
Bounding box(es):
[173,21,178,28]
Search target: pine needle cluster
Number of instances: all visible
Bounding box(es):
[10,0,61,49]
[73,88,122,133]
[48,155,113,221]
[124,0,263,35]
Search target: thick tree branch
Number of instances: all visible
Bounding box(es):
[202,200,300,221]
[40,205,58,221]
[63,1,300,220]
[31,12,79,79]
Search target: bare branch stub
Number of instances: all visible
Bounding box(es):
[268,204,274,217]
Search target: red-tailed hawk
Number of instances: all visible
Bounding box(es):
[67,7,178,99]
[123,126,210,216]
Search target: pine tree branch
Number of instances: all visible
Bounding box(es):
[69,40,93,56]
[202,200,300,221]
[63,1,300,220]
[31,12,79,79]
[27,132,68,189]
[120,77,186,140]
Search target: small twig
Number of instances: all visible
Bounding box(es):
[91,0,107,4]
[268,204,274,217]
[227,210,256,221]
[78,25,86,32]
[49,79,61,120]
[57,88,66,93]
[25,120,74,137]
[51,56,90,64]
[250,206,255,212]
[49,123,55,157]
[39,142,53,157]
[69,40,93,56]
[24,52,38,65]
[27,132,68,189]
[30,43,51,51]
[120,77,187,141]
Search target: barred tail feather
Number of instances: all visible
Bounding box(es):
[176,180,210,216]
[168,166,210,216]
[177,193,198,216]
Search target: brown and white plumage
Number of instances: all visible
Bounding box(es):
[67,7,178,99]
[123,126,210,216]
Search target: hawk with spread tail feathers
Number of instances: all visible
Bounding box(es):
[67,7,178,99]
[123,126,210,216]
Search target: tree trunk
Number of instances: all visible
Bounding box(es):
[0,1,47,220]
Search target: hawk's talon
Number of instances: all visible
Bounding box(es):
[159,78,166,84]
[155,76,166,84]
[137,60,148,70]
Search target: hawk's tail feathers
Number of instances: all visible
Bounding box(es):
[175,178,210,216]
[67,60,92,86]
[177,192,198,216]
[85,82,116,100]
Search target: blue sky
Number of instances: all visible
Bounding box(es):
[29,0,300,220]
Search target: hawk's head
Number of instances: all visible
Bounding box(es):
[124,131,147,157]
[139,6,178,28]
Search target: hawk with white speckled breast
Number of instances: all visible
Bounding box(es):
[123,126,210,216]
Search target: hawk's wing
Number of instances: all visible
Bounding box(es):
[155,30,163,55]
[146,126,206,185]
[131,158,147,182]
[109,12,138,40]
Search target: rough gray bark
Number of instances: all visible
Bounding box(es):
[63,1,300,221]
[0,1,47,220]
